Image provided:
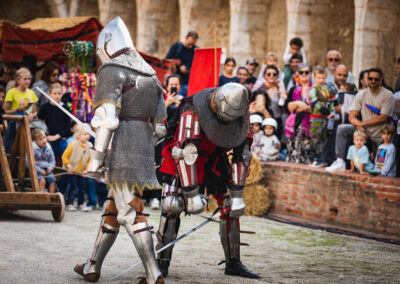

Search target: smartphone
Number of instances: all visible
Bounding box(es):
[171,87,178,95]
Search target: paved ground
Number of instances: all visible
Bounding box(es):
[1,207,400,284]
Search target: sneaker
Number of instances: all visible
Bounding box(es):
[311,161,327,168]
[325,158,346,172]
[67,204,77,211]
[82,206,94,212]
[76,205,85,211]
[150,198,160,210]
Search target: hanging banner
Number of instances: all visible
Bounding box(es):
[187,47,222,96]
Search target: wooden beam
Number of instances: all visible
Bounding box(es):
[0,134,15,192]
[17,123,26,191]
[3,115,25,121]
[23,116,40,192]
[0,192,63,209]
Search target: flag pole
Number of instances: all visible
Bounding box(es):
[214,21,217,87]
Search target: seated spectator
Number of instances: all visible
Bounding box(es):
[283,37,307,65]
[245,58,259,86]
[60,124,92,211]
[250,114,263,153]
[339,83,357,124]
[325,50,355,85]
[218,57,240,86]
[166,31,199,97]
[346,130,375,175]
[373,124,397,177]
[284,63,313,164]
[30,128,56,193]
[31,61,60,111]
[38,83,72,160]
[283,53,303,91]
[249,90,273,119]
[257,118,280,161]
[254,65,286,140]
[237,66,250,86]
[309,66,335,166]
[326,68,395,172]
[394,90,400,177]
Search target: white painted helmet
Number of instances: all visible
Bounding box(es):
[250,114,263,124]
[262,118,277,129]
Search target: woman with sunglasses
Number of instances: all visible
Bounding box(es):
[32,61,61,111]
[284,63,314,164]
[253,65,286,140]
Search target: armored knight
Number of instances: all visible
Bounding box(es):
[156,83,260,279]
[73,17,166,284]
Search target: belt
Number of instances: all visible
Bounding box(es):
[119,116,151,122]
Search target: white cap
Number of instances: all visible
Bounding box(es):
[262,118,277,129]
[250,114,263,124]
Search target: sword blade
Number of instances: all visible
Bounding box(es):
[109,217,212,280]
[34,87,96,138]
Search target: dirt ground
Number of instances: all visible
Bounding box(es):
[1,207,400,284]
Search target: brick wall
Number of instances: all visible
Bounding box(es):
[262,161,400,242]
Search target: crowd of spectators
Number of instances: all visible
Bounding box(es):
[0,32,398,212]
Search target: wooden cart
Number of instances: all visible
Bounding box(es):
[0,115,65,222]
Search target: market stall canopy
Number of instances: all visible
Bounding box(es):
[0,16,102,62]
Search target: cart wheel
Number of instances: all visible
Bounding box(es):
[52,192,65,222]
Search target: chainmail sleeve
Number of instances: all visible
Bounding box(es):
[93,65,126,111]
[154,89,167,123]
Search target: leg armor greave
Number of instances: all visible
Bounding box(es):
[156,211,181,277]
[126,222,162,284]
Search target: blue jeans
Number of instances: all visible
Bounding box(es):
[86,178,98,207]
[58,174,87,206]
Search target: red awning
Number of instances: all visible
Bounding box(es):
[1,17,102,62]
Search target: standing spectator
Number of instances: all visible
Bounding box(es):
[257,118,280,161]
[255,52,283,90]
[325,50,355,85]
[218,57,240,86]
[309,66,335,166]
[394,57,400,92]
[373,124,397,177]
[346,130,375,174]
[283,37,307,65]
[30,128,56,193]
[284,63,313,164]
[254,65,286,139]
[283,53,303,91]
[245,58,259,86]
[249,90,273,119]
[38,83,72,160]
[166,31,199,97]
[31,61,60,110]
[326,68,395,172]
[359,69,369,90]
[60,124,92,211]
[3,67,37,119]
[164,74,182,109]
[237,66,250,86]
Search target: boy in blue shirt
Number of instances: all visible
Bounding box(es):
[374,124,397,177]
[346,130,375,174]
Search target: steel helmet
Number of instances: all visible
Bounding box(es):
[213,83,248,122]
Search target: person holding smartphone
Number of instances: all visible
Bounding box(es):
[165,74,182,109]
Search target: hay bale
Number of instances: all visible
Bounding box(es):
[205,185,270,217]
[246,153,263,185]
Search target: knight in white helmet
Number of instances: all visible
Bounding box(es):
[74,17,165,284]
[257,118,281,161]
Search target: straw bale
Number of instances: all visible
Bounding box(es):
[19,16,97,32]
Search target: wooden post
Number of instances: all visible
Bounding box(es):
[214,21,218,87]
[23,116,39,192]
[0,134,15,192]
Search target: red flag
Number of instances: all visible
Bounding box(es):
[187,47,221,96]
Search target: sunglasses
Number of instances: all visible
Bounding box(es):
[328,58,340,62]
[266,72,278,77]
[299,70,310,75]
[51,73,59,77]
[368,77,380,82]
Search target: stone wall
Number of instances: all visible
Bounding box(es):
[262,161,400,242]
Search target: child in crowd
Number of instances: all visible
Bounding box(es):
[218,57,240,86]
[309,66,334,166]
[61,124,92,211]
[283,37,307,65]
[373,124,397,177]
[257,118,280,161]
[38,83,72,160]
[30,128,56,193]
[3,67,37,120]
[250,114,263,153]
[346,130,375,174]
[0,86,5,125]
